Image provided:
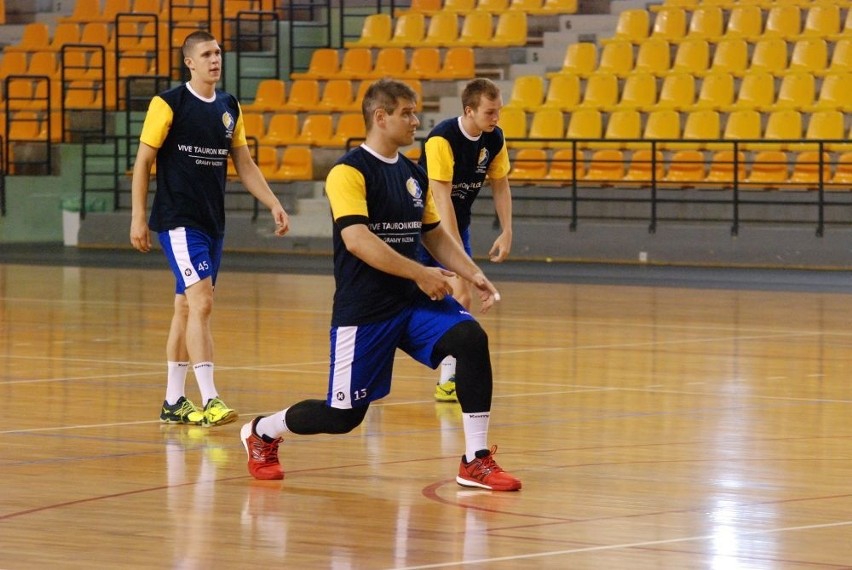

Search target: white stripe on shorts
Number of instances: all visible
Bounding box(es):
[330,326,357,409]
[168,228,200,289]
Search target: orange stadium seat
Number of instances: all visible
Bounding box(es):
[664,150,706,186]
[331,113,367,147]
[279,79,320,112]
[273,146,313,181]
[623,149,665,184]
[457,11,493,47]
[421,11,460,47]
[491,11,527,47]
[584,149,625,183]
[788,151,831,188]
[291,48,339,80]
[338,48,373,79]
[744,150,789,188]
[295,114,334,146]
[369,47,407,78]
[547,148,584,181]
[439,46,475,79]
[497,106,527,145]
[509,148,549,182]
[830,152,852,186]
[345,13,392,48]
[386,12,426,47]
[260,113,300,147]
[242,79,286,113]
[504,75,545,112]
[705,150,747,185]
[316,79,354,113]
[403,47,441,79]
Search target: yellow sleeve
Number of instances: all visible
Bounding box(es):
[487,142,511,179]
[231,102,248,148]
[423,136,455,182]
[139,96,172,149]
[326,164,368,221]
[423,184,441,226]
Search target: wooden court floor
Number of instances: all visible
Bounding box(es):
[2,260,852,569]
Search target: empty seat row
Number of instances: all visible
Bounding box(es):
[227,145,314,182]
[605,5,852,46]
[507,71,850,114]
[291,46,474,82]
[397,0,577,16]
[243,78,423,114]
[651,0,852,10]
[346,11,527,49]
[243,112,366,148]
[61,0,259,25]
[508,147,852,188]
[499,107,850,151]
[549,37,852,79]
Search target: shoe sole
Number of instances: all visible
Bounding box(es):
[202,410,238,427]
[456,475,522,492]
[160,418,203,425]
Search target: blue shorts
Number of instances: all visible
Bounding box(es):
[326,295,475,409]
[416,226,472,267]
[158,227,224,294]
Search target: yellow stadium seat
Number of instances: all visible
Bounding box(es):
[524,108,565,149]
[508,0,542,12]
[396,0,442,16]
[786,38,828,76]
[331,113,367,147]
[721,109,761,150]
[444,0,477,13]
[547,148,584,181]
[761,5,802,42]
[705,150,747,185]
[762,109,802,151]
[345,13,392,48]
[369,47,407,78]
[749,38,788,76]
[242,79,286,113]
[818,39,851,77]
[678,110,722,151]
[801,4,840,39]
[62,0,100,24]
[577,73,619,110]
[641,110,681,150]
[492,11,527,47]
[46,22,81,52]
[291,48,339,80]
[256,146,279,180]
[602,9,650,45]
[723,5,763,42]
[597,109,641,150]
[671,38,709,75]
[6,22,50,53]
[770,72,814,112]
[4,79,33,111]
[623,149,665,184]
[296,114,334,146]
[457,11,493,47]
[707,38,749,76]
[634,37,671,76]
[0,51,28,79]
[682,6,723,42]
[831,8,852,42]
[541,74,581,111]
[25,51,59,80]
[504,75,545,112]
[273,146,313,181]
[596,40,634,77]
[650,7,686,42]
[744,150,788,188]
[403,47,441,79]
[478,0,510,12]
[723,71,775,112]
[609,72,657,112]
[439,46,475,79]
[788,151,831,188]
[498,107,528,146]
[260,113,300,146]
[280,79,320,112]
[802,110,844,151]
[651,72,695,112]
[421,11,460,47]
[80,21,111,48]
[241,112,266,141]
[565,108,602,148]
[584,149,625,184]
[343,81,373,113]
[509,148,549,182]
[316,79,354,113]
[338,48,373,79]
[386,12,426,47]
[664,150,706,187]
[547,42,597,79]
[687,72,734,111]
[830,152,852,186]
[805,73,851,113]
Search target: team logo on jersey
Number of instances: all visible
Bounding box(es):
[222,112,235,139]
[476,147,489,174]
[406,177,424,207]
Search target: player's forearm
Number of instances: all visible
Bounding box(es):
[343,225,428,282]
[491,177,513,235]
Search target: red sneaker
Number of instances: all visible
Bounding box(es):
[240,417,284,481]
[456,446,522,491]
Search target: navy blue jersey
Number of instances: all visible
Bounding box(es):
[418,117,510,233]
[325,145,440,326]
[140,83,247,238]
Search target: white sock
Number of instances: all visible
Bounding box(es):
[165,361,190,405]
[256,409,291,440]
[462,411,490,463]
[439,356,456,385]
[193,362,217,405]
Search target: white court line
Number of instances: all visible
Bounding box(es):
[389,519,852,569]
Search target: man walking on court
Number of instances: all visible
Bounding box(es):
[418,78,513,403]
[239,79,521,491]
[130,30,290,427]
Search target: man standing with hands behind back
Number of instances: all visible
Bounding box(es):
[130,30,290,427]
[418,78,514,403]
